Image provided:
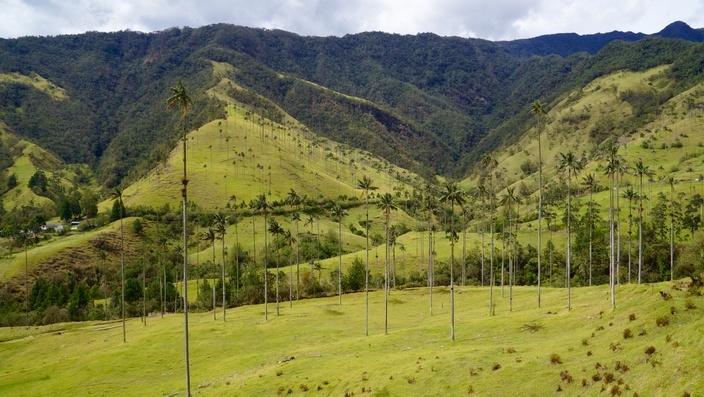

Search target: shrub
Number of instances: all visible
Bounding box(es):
[644,346,656,356]
[628,313,636,321]
[656,316,669,327]
[684,299,696,310]
[623,329,633,339]
[550,353,562,364]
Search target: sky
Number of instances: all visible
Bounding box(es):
[1,0,703,41]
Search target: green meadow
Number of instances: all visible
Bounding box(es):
[1,282,702,396]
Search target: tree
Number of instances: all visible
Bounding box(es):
[268,218,284,315]
[633,159,653,284]
[422,190,438,316]
[202,228,217,319]
[167,81,193,396]
[440,181,465,341]
[481,153,498,316]
[330,204,347,305]
[667,176,677,282]
[357,175,377,336]
[581,173,599,286]
[377,193,398,334]
[557,151,582,311]
[282,229,296,308]
[213,212,228,321]
[601,143,620,308]
[286,188,303,298]
[290,211,301,302]
[499,186,517,312]
[530,99,547,308]
[254,193,273,319]
[623,186,637,283]
[110,188,126,343]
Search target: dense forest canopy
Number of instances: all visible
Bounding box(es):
[0,22,702,186]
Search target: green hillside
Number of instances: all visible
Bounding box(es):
[1,282,702,396]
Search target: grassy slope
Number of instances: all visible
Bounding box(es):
[467,65,704,242]
[112,75,420,212]
[1,282,702,396]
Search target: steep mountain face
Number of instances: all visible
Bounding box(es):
[0,22,702,187]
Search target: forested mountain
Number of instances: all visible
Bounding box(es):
[0,21,703,189]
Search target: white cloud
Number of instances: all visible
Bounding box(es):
[0,0,703,40]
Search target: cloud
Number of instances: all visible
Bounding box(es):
[1,0,703,40]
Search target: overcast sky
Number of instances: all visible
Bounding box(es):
[1,0,703,41]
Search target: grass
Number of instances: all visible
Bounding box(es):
[0,281,702,396]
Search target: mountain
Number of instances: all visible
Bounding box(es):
[0,22,702,191]
[497,21,704,58]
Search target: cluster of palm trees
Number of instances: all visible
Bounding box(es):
[105,87,696,396]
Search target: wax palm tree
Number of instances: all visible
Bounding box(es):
[330,204,348,305]
[357,175,377,335]
[581,173,599,286]
[602,143,620,308]
[481,153,498,315]
[633,159,653,284]
[268,218,284,315]
[202,228,217,319]
[110,187,126,343]
[557,151,583,311]
[378,193,398,334]
[213,212,228,321]
[475,184,488,286]
[499,186,518,312]
[422,190,438,315]
[668,176,677,281]
[530,99,547,308]
[254,193,273,319]
[282,229,296,307]
[290,211,301,301]
[440,181,465,341]
[167,81,192,396]
[623,187,637,283]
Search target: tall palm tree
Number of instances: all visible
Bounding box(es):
[202,228,217,319]
[357,175,377,336]
[378,193,398,334]
[614,158,630,285]
[213,212,228,321]
[499,187,517,312]
[602,143,620,308]
[110,188,126,343]
[167,81,192,396]
[633,159,652,284]
[557,151,583,311]
[581,173,599,286]
[481,154,498,316]
[440,181,465,341]
[330,204,348,305]
[623,187,637,284]
[422,191,438,316]
[668,176,677,282]
[530,99,547,308]
[268,218,284,315]
[254,193,273,319]
[282,229,296,308]
[475,184,488,287]
[290,211,301,301]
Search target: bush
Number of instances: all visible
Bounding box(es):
[656,316,670,327]
[550,353,562,364]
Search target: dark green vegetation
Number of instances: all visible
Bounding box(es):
[0,22,702,186]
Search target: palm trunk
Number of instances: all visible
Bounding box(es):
[365,199,370,336]
[566,171,572,311]
[537,123,543,308]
